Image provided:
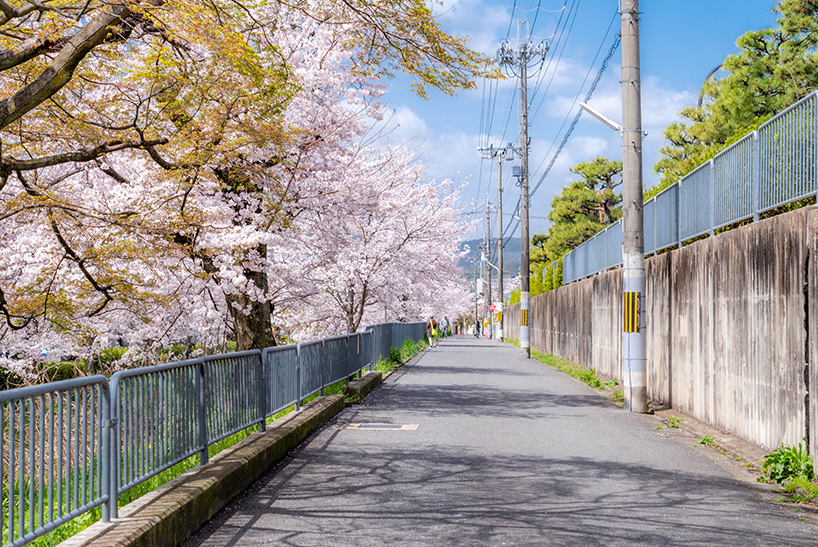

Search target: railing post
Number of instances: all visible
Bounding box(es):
[258,351,266,432]
[101,382,112,522]
[677,179,683,248]
[196,359,208,465]
[319,340,325,397]
[652,197,657,256]
[107,377,119,520]
[709,159,715,237]
[295,344,301,411]
[753,130,760,222]
[813,94,817,202]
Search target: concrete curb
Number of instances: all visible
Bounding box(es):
[343,371,383,403]
[60,395,345,547]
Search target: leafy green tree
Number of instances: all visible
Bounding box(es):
[508,287,520,306]
[654,0,818,189]
[543,264,554,293]
[534,157,622,264]
[531,233,549,267]
[530,264,545,297]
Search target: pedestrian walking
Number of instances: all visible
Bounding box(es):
[440,315,451,338]
[427,316,438,347]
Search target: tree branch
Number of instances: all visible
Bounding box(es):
[0,1,132,130]
[46,207,114,316]
[0,285,33,330]
[1,137,167,173]
[0,36,70,71]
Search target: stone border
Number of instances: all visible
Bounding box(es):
[60,395,345,547]
[343,371,383,403]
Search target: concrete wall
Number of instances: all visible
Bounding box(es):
[504,206,817,455]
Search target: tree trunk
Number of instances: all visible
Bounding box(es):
[227,245,276,351]
[228,291,275,351]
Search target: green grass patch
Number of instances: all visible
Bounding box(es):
[503,339,617,393]
[374,338,426,375]
[782,477,818,504]
[698,435,716,446]
[21,396,311,546]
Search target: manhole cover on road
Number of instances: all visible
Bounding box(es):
[341,423,419,430]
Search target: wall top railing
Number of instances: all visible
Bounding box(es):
[554,90,818,284]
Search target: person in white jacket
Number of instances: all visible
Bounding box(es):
[440,315,451,337]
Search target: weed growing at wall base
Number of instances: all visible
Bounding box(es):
[762,441,815,484]
[503,338,617,393]
[667,415,684,428]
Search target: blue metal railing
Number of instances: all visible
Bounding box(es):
[0,377,111,547]
[559,91,818,283]
[0,321,426,545]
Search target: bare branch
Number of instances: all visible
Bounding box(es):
[46,207,114,316]
[1,137,168,173]
[0,1,132,130]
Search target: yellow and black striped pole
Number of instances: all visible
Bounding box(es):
[623,292,639,333]
[620,0,647,413]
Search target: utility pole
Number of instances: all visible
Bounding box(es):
[496,155,504,342]
[621,0,647,413]
[478,144,517,341]
[485,199,492,339]
[473,258,479,336]
[497,22,547,358]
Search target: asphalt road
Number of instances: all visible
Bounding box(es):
[184,335,818,546]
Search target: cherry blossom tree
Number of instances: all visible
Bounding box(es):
[270,142,472,339]
[0,8,480,380]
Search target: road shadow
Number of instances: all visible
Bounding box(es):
[361,383,611,420]
[184,435,814,547]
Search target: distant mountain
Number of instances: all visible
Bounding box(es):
[459,238,521,282]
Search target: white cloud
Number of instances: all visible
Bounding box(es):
[373,106,429,144]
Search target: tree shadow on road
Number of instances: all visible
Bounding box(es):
[185,434,814,547]
[361,382,612,420]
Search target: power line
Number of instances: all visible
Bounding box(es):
[530,30,620,197]
[529,0,582,115]
[501,26,620,245]
[505,0,518,41]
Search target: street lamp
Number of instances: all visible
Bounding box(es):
[579,102,622,132]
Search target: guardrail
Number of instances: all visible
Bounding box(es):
[560,91,818,283]
[0,322,425,545]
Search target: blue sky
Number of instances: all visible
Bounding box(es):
[375,0,781,237]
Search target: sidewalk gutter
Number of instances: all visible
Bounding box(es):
[60,395,345,547]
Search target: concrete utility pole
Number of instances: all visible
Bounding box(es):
[621,0,647,413]
[478,144,517,341]
[497,22,547,358]
[496,154,504,342]
[473,258,479,335]
[485,199,492,339]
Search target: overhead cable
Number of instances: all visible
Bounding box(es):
[501,22,620,244]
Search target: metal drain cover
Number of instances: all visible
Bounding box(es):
[341,423,419,430]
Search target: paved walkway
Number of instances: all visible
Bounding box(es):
[184,336,817,546]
